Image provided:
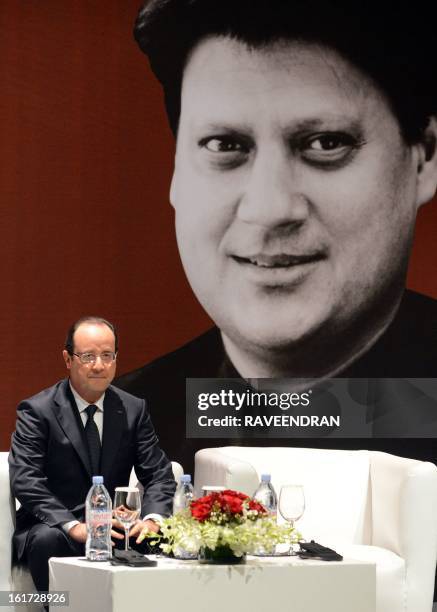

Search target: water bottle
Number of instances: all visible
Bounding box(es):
[253,474,278,555]
[85,475,112,561]
[172,475,196,559]
[253,473,278,517]
[173,474,195,514]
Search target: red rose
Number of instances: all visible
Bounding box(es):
[223,490,249,501]
[218,490,249,515]
[190,495,214,521]
[223,496,243,514]
[248,500,267,514]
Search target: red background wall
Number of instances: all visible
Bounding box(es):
[1,2,436,450]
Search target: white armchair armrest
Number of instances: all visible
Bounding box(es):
[370,451,437,611]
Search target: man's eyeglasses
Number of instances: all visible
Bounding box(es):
[72,352,117,365]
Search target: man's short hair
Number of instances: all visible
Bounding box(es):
[134,0,437,144]
[64,316,118,355]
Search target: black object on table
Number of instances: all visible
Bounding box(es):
[110,550,157,567]
[298,540,343,561]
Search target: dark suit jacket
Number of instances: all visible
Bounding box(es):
[9,379,176,561]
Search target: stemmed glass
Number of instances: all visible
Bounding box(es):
[113,487,141,551]
[279,485,305,555]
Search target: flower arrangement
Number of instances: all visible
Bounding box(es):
[144,489,300,560]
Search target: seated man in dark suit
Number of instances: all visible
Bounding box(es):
[9,316,176,593]
[115,0,437,476]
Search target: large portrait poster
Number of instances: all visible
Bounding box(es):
[2,2,437,609]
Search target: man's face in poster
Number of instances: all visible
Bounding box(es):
[169,37,436,373]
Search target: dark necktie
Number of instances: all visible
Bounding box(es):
[85,404,101,475]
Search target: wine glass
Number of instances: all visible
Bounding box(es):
[279,485,305,555]
[113,487,141,551]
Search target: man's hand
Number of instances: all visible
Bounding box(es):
[68,523,87,543]
[68,520,130,547]
[68,519,160,546]
[111,518,127,546]
[131,519,160,544]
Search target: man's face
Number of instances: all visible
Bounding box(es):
[170,37,424,362]
[63,323,116,402]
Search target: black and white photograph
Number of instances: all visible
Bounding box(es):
[1,2,437,611]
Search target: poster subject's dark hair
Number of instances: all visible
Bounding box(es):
[134,0,437,144]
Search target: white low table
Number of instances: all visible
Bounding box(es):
[49,555,375,612]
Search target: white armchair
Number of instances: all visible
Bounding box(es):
[195,446,437,612]
[0,452,36,612]
[0,452,182,612]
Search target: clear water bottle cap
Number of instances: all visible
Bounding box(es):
[261,474,271,482]
[181,474,191,483]
[92,476,104,484]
